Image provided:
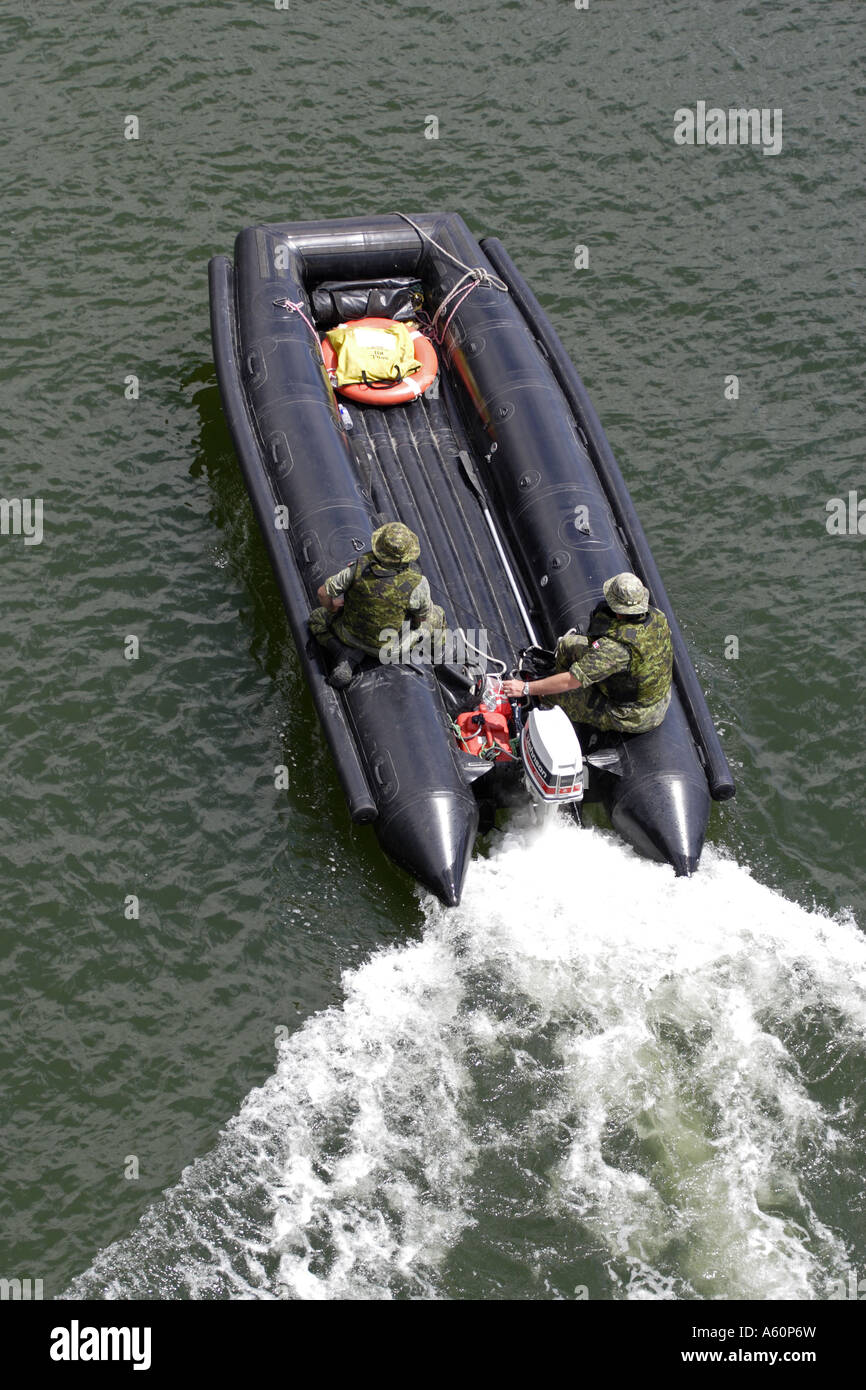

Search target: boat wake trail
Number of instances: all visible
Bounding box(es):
[65,820,866,1300]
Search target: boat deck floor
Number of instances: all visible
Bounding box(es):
[345,375,534,673]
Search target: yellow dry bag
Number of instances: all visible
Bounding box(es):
[326,320,421,388]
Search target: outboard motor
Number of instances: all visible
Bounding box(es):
[451,676,584,815]
[520,705,584,806]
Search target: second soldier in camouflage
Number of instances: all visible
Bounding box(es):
[501,572,673,734]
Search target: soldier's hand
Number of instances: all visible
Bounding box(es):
[500,679,526,699]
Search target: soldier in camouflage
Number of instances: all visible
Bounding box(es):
[309,522,446,689]
[501,572,673,733]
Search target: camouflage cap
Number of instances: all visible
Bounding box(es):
[603,571,650,615]
[371,522,421,564]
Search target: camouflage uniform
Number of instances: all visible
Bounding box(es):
[548,574,673,734]
[309,522,445,663]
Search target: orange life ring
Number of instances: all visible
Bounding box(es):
[321,316,439,405]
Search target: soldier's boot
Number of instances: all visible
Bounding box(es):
[324,637,365,690]
[309,609,364,688]
[328,662,353,689]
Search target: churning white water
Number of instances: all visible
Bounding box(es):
[65,818,866,1300]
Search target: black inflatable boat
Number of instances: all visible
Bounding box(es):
[208,212,734,905]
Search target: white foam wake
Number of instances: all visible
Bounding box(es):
[65,818,866,1300]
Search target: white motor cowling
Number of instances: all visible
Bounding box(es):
[520,706,584,805]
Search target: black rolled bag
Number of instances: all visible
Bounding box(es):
[311,277,424,330]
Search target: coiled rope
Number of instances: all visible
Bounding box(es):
[393,212,508,344]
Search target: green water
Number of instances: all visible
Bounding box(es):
[1,0,864,1300]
